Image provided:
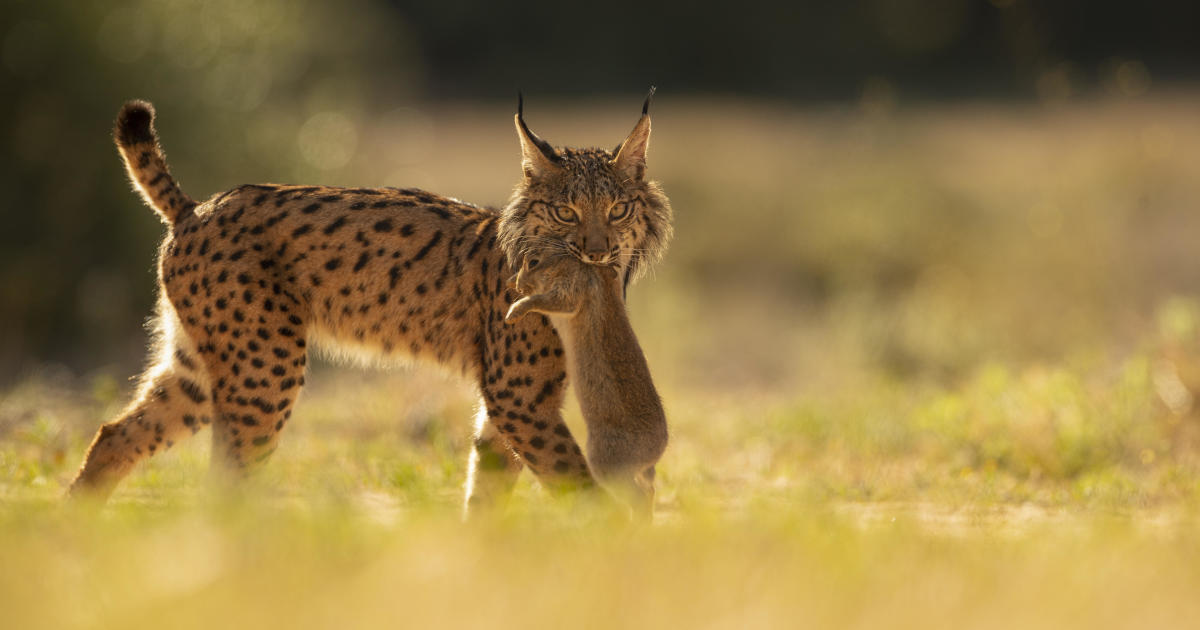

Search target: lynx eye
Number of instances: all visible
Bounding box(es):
[551,205,578,224]
[608,201,634,222]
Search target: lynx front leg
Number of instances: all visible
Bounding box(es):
[479,386,593,491]
[463,405,524,517]
[472,316,594,503]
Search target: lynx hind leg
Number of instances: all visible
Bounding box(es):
[205,309,309,480]
[505,293,576,322]
[69,338,214,500]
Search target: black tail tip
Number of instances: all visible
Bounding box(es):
[115,100,156,146]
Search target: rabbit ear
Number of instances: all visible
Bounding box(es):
[515,92,562,179]
[611,87,655,181]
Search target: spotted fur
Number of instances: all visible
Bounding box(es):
[68,98,673,515]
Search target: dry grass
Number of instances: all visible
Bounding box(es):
[5,95,1200,628]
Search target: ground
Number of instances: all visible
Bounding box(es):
[3,96,1200,628]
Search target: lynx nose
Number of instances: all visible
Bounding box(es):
[580,237,610,264]
[582,250,609,264]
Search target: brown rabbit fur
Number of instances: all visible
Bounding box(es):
[506,251,667,516]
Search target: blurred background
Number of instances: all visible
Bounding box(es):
[4,0,1200,490]
[6,4,1200,621]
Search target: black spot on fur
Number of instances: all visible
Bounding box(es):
[178,378,208,403]
[412,231,442,262]
[323,215,348,235]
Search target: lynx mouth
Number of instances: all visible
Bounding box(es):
[580,255,615,266]
[564,242,615,266]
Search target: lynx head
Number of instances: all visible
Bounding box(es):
[498,89,673,290]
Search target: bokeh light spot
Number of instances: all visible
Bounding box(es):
[205,56,272,111]
[1115,60,1151,97]
[298,112,358,171]
[1036,62,1075,102]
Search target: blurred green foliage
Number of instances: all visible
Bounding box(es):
[1,0,417,377]
[404,0,1200,99]
[2,343,1199,630]
[3,497,1200,630]
[3,0,1199,383]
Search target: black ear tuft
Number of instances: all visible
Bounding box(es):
[115,100,157,147]
[642,86,656,116]
[515,93,561,165]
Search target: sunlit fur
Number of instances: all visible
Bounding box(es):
[498,137,673,289]
[71,98,673,514]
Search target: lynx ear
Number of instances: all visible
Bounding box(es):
[612,87,655,181]
[515,93,561,179]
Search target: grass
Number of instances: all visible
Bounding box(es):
[5,94,1200,628]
